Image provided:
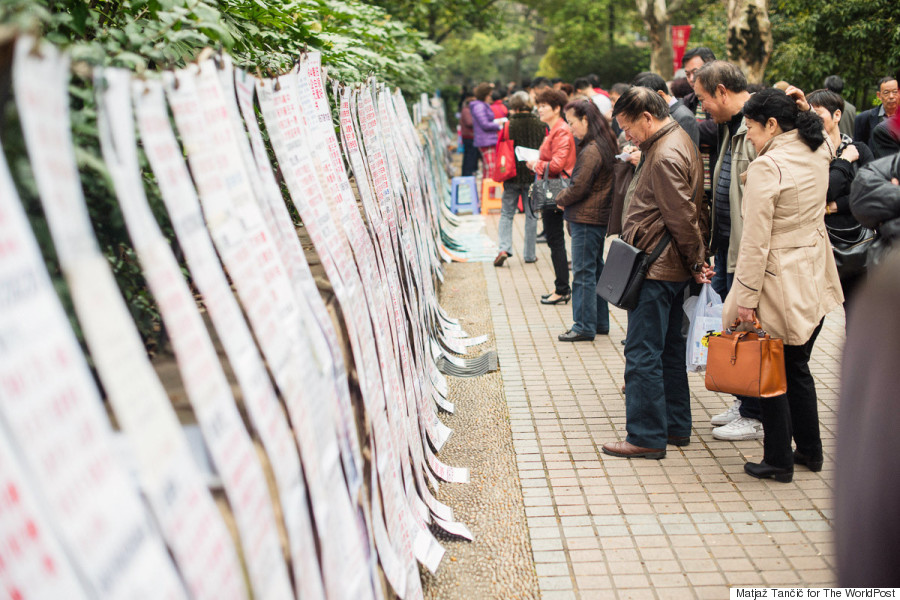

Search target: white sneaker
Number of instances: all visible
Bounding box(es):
[712,416,764,441]
[710,399,742,426]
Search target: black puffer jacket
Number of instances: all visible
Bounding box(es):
[850,153,900,263]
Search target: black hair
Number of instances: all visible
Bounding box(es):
[879,76,898,90]
[563,99,618,158]
[823,75,844,94]
[631,71,668,95]
[610,83,631,96]
[695,60,748,94]
[588,74,600,88]
[521,78,532,90]
[670,78,692,99]
[531,77,551,90]
[491,88,505,102]
[550,77,563,85]
[612,86,669,121]
[807,89,844,116]
[741,88,825,152]
[682,47,716,67]
[573,77,592,91]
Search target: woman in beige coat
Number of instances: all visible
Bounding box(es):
[723,88,843,483]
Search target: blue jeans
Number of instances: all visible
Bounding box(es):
[569,222,609,335]
[624,279,692,449]
[497,182,537,261]
[711,244,734,299]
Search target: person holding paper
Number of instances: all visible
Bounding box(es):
[494,91,547,266]
[527,88,576,305]
[470,82,502,179]
[553,99,617,341]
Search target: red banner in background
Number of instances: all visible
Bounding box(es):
[672,25,692,75]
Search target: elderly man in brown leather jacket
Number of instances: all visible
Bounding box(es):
[602,87,713,459]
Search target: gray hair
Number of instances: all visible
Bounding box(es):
[507,90,533,112]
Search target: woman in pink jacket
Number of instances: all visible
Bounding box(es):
[527,88,577,304]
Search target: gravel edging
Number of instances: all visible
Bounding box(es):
[421,261,539,600]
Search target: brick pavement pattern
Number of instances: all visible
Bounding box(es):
[482,213,840,598]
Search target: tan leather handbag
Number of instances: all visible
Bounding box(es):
[704,319,787,398]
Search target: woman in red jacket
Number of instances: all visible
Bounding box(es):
[527,88,577,304]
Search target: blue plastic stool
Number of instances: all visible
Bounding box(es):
[450,176,480,214]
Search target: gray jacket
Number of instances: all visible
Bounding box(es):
[669,99,699,148]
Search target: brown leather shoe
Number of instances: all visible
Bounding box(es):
[601,441,666,460]
[493,251,509,267]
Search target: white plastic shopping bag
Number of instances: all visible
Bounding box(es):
[684,283,723,372]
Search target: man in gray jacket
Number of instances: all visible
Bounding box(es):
[693,60,764,441]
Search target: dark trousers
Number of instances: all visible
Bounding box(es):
[759,320,824,469]
[461,138,479,177]
[624,279,691,449]
[712,244,764,422]
[542,208,569,295]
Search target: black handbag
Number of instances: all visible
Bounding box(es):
[530,162,570,212]
[827,222,875,279]
[596,232,672,311]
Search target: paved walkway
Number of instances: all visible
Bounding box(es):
[482,212,841,599]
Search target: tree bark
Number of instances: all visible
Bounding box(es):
[726,0,773,84]
[635,0,682,80]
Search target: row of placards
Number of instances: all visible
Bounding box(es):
[0,36,477,600]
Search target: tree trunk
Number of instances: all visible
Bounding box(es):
[726,0,773,84]
[635,0,681,80]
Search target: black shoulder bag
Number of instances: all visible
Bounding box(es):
[596,232,672,311]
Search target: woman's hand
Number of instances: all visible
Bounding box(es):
[526,160,537,171]
[738,305,758,323]
[785,85,810,112]
[841,144,859,163]
[826,201,839,214]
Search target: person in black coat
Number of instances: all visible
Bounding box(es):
[807,89,875,306]
[850,152,900,266]
[854,76,898,146]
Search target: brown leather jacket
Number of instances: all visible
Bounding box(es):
[622,120,707,282]
[555,141,614,226]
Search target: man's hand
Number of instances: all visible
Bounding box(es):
[628,150,641,166]
[738,305,758,323]
[784,85,810,112]
[841,144,859,163]
[892,178,899,186]
[692,264,715,284]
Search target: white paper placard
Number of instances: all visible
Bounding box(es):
[97,68,294,600]
[0,431,90,600]
[12,37,242,600]
[132,76,327,600]
[165,63,373,600]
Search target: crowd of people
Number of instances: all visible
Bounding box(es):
[456,51,900,486]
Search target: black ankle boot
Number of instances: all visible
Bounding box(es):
[793,450,823,472]
[744,461,793,483]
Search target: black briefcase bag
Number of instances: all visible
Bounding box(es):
[596,233,671,311]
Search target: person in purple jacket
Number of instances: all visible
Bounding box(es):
[471,82,503,179]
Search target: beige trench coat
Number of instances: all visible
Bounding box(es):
[723,129,844,345]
